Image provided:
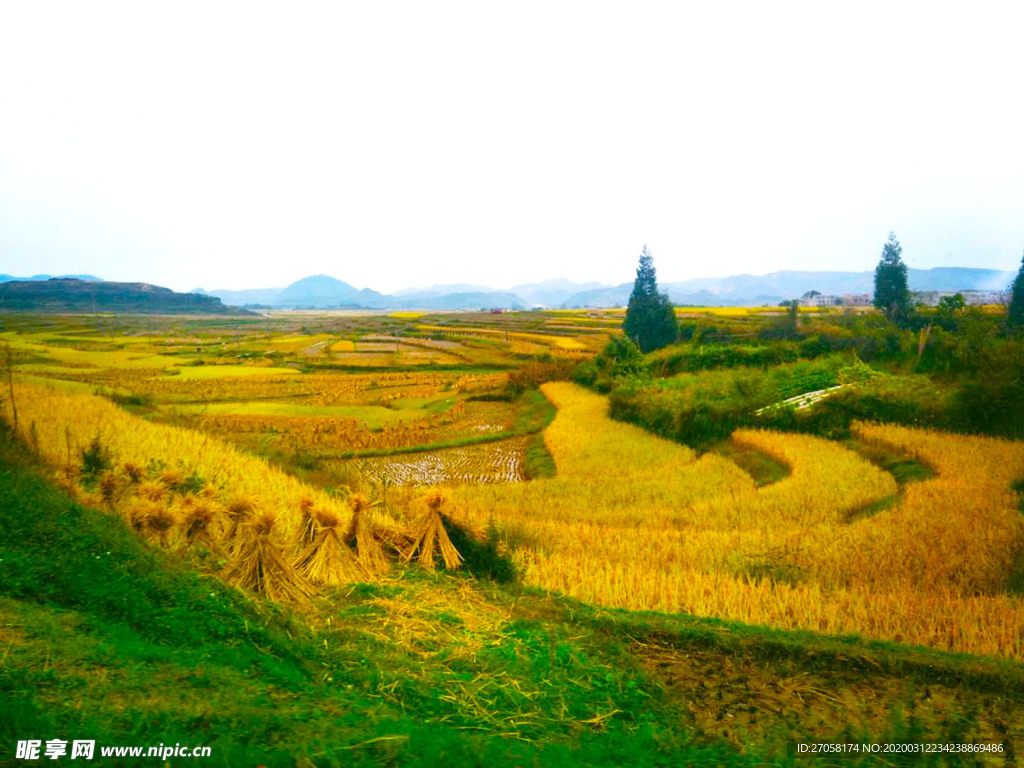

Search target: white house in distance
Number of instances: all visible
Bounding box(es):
[799,291,871,307]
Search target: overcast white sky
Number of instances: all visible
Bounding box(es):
[1,1,1022,293]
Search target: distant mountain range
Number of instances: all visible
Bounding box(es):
[194,275,534,311]
[0,279,247,315]
[196,268,1015,310]
[2,267,1014,314]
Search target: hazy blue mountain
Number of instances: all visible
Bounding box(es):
[0,273,103,283]
[393,283,492,297]
[663,271,871,300]
[906,267,1013,291]
[508,279,607,307]
[394,291,525,310]
[203,287,286,307]
[204,276,525,310]
[272,275,391,309]
[561,283,632,308]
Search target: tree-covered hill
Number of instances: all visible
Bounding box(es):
[0,279,251,315]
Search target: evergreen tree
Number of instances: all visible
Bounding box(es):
[1008,250,1024,331]
[623,245,679,353]
[873,232,912,324]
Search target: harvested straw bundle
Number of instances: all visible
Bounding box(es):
[99,469,120,504]
[137,480,167,503]
[222,495,257,548]
[403,491,462,571]
[296,499,319,549]
[144,505,179,547]
[181,497,222,552]
[123,461,144,483]
[124,496,162,533]
[345,494,390,577]
[295,509,361,586]
[224,512,313,603]
[157,467,184,489]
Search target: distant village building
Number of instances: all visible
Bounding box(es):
[798,290,871,307]
[799,290,835,307]
[840,293,872,306]
[912,290,1007,307]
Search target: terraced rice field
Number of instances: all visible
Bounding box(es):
[348,436,527,485]
[8,319,1023,663]
[445,383,1024,661]
[190,400,515,453]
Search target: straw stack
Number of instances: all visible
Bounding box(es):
[295,508,361,586]
[224,512,313,603]
[403,490,462,570]
[345,494,390,577]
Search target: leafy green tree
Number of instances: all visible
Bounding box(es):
[936,293,965,321]
[598,334,647,377]
[873,232,912,324]
[623,245,679,353]
[956,308,996,371]
[1008,250,1024,331]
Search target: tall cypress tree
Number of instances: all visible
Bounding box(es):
[873,232,912,324]
[1008,249,1024,331]
[623,245,679,353]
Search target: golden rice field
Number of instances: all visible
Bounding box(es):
[5,379,373,540]
[190,400,513,453]
[415,324,591,350]
[445,383,1024,661]
[49,368,506,405]
[6,319,1024,662]
[350,436,527,486]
